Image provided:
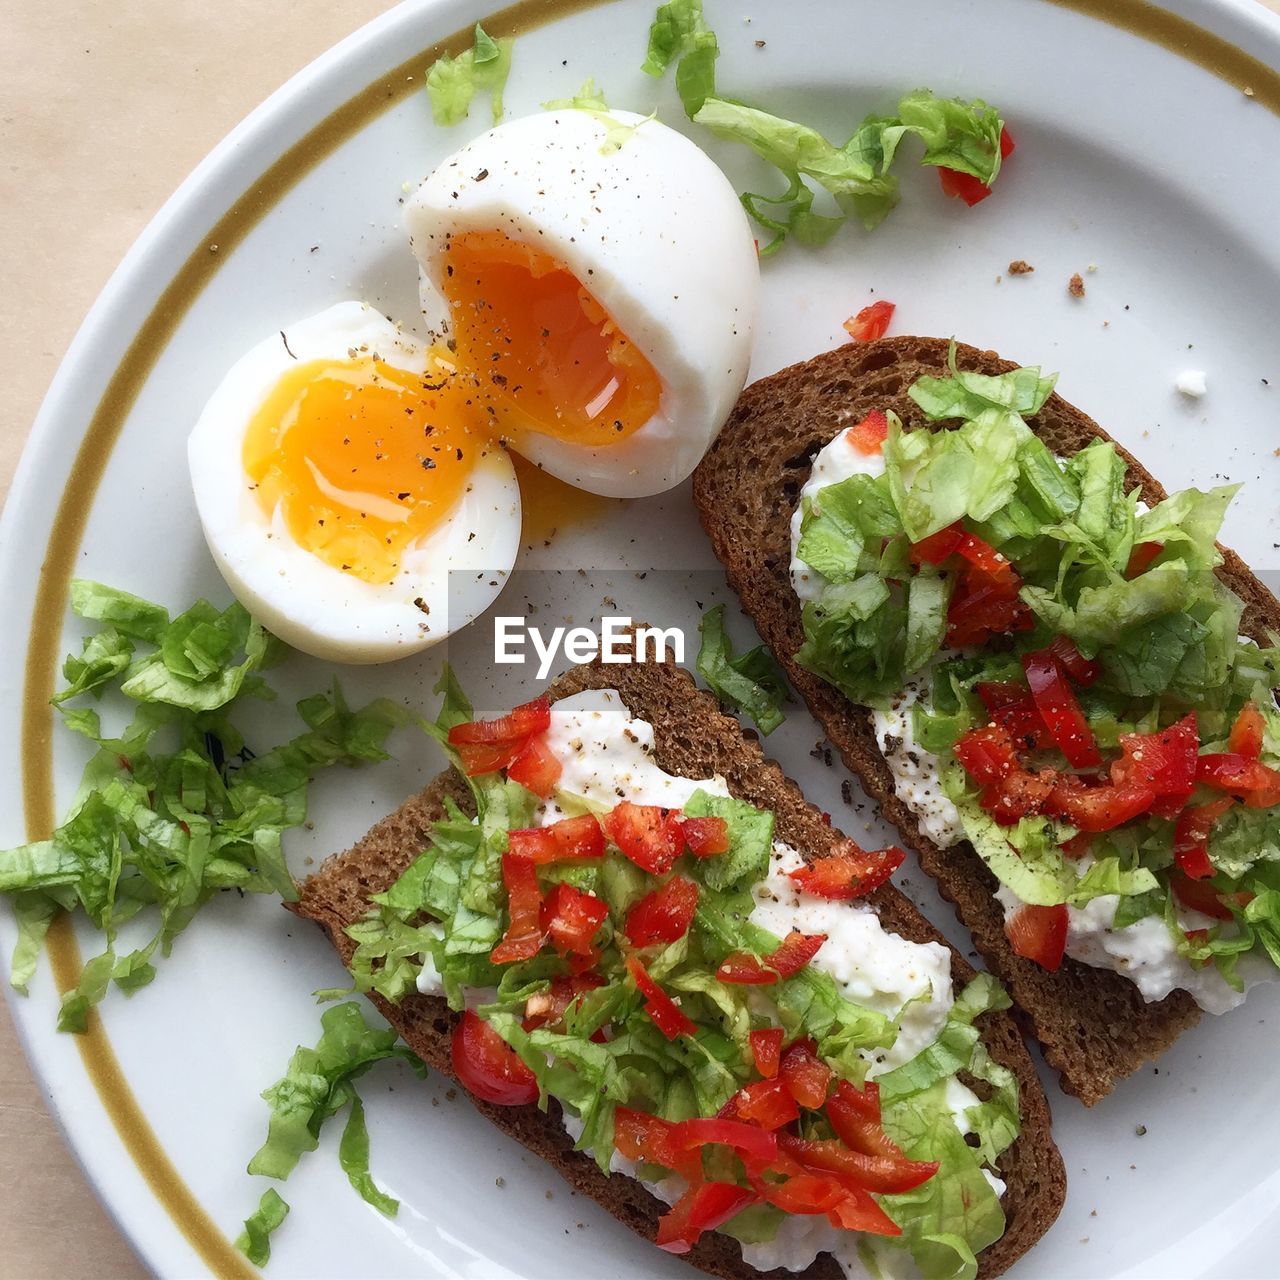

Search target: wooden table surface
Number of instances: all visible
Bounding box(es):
[2,0,1279,1276]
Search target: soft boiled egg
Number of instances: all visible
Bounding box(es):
[405,108,759,498]
[189,109,760,664]
[187,301,520,663]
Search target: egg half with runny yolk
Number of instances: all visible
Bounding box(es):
[187,301,520,663]
[405,108,759,499]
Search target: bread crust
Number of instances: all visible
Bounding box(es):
[692,335,1280,1105]
[289,655,1065,1278]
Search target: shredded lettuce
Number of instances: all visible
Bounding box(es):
[794,352,1273,727]
[543,78,610,112]
[877,976,1015,1280]
[954,804,1075,907]
[908,343,1055,421]
[0,582,407,1030]
[642,0,719,116]
[642,0,1006,252]
[696,604,789,735]
[237,1003,425,1264]
[236,1188,290,1267]
[425,23,513,126]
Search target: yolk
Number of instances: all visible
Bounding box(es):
[442,231,663,449]
[509,451,618,548]
[242,354,484,585]
[243,236,659,584]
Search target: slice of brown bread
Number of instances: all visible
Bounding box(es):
[289,655,1065,1279]
[692,334,1280,1106]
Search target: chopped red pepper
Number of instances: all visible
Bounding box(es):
[451,1010,538,1106]
[937,125,1015,207]
[1125,540,1164,578]
[716,951,780,985]
[680,815,730,857]
[448,697,554,776]
[976,682,1049,751]
[453,738,529,777]
[843,301,896,343]
[749,1027,784,1079]
[626,955,696,1040]
[718,930,827,985]
[1110,714,1198,807]
[826,1080,907,1162]
[980,765,1058,825]
[751,1163,848,1216]
[824,1184,904,1236]
[522,973,605,1032]
[604,802,686,873]
[954,722,1019,786]
[909,522,965,566]
[1004,903,1068,971]
[954,530,1016,583]
[1170,869,1236,921]
[613,1107,699,1179]
[1051,775,1155,832]
[624,875,700,946]
[779,1039,833,1110]
[448,697,551,745]
[1022,647,1101,768]
[777,1132,939,1195]
[765,930,828,977]
[845,409,890,455]
[727,1078,801,1130]
[1228,703,1266,759]
[490,853,545,965]
[541,882,608,959]
[672,1117,780,1166]
[505,733,562,797]
[787,838,904,900]
[507,813,604,864]
[946,569,1034,646]
[656,1182,758,1254]
[1173,796,1234,880]
[1047,635,1101,687]
[1196,754,1280,808]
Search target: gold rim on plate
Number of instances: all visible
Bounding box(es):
[16,0,1280,1273]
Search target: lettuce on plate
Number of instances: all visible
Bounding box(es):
[237,1002,426,1263]
[643,0,1007,251]
[0,581,408,1029]
[426,22,513,126]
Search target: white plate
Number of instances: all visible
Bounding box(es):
[4,0,1280,1276]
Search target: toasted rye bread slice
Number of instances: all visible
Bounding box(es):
[289,656,1065,1279]
[692,335,1280,1106]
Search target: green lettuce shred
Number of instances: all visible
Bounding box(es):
[236,1189,290,1267]
[237,1002,425,1264]
[425,23,513,126]
[0,581,407,1030]
[696,604,789,734]
[876,976,1015,1280]
[642,0,1007,252]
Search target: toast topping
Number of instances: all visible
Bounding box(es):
[345,677,1021,1278]
[787,345,1280,1013]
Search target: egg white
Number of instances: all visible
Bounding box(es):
[187,300,521,664]
[405,109,760,499]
